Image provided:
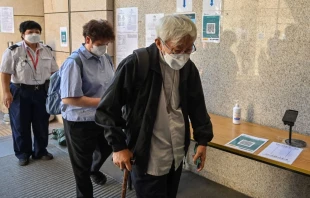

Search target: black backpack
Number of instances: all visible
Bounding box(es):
[133,48,149,87]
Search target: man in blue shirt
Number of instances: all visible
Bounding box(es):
[59,19,115,198]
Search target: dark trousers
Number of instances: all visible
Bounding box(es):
[131,161,183,198]
[63,119,112,198]
[9,84,50,159]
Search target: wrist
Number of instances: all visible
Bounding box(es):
[3,89,10,94]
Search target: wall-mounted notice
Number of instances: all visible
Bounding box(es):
[60,27,68,47]
[116,33,138,66]
[203,0,222,15]
[202,15,220,43]
[145,13,164,47]
[176,0,193,13]
[183,12,196,23]
[0,7,14,33]
[117,7,138,33]
[116,7,138,65]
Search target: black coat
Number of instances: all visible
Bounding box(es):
[95,43,213,171]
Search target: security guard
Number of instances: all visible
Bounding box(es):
[0,21,58,166]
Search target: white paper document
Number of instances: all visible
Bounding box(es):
[203,0,222,15]
[116,7,138,33]
[116,7,139,66]
[0,7,14,33]
[116,33,138,65]
[225,134,268,153]
[145,13,164,47]
[258,142,303,165]
[176,0,193,13]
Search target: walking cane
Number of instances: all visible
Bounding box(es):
[121,159,134,198]
[121,168,129,198]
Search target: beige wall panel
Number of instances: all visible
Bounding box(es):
[54,51,70,67]
[44,13,70,52]
[44,0,68,13]
[70,11,114,55]
[1,0,44,16]
[71,0,113,11]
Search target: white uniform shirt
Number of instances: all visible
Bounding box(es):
[147,53,185,176]
[0,41,58,85]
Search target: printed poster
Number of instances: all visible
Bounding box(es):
[116,33,138,66]
[202,15,220,43]
[225,134,268,153]
[116,7,139,65]
[116,7,138,33]
[258,142,303,165]
[0,7,14,33]
[145,13,164,47]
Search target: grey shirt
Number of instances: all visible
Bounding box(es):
[146,53,185,176]
[0,41,58,85]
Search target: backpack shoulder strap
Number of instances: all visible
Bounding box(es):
[104,53,114,70]
[68,51,83,77]
[133,48,149,88]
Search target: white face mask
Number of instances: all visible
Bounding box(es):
[24,33,41,44]
[91,45,107,56]
[163,52,190,70]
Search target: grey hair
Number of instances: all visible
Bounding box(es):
[155,14,197,44]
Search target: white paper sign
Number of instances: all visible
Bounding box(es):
[60,27,68,47]
[145,13,164,47]
[116,7,139,66]
[176,0,193,13]
[116,7,138,33]
[116,33,138,65]
[0,7,14,33]
[258,142,303,165]
[203,0,222,15]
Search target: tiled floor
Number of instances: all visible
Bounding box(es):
[0,112,63,138]
[0,115,249,198]
[0,112,12,137]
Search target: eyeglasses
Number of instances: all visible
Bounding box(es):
[160,38,196,54]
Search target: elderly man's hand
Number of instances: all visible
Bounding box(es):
[112,149,133,171]
[192,145,207,171]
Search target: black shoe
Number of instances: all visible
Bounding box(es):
[19,158,29,166]
[33,152,53,160]
[90,171,107,185]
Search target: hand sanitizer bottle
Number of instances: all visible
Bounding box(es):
[233,102,241,124]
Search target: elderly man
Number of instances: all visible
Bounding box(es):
[95,15,213,198]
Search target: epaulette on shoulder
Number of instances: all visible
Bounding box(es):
[8,44,20,51]
[45,45,53,51]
